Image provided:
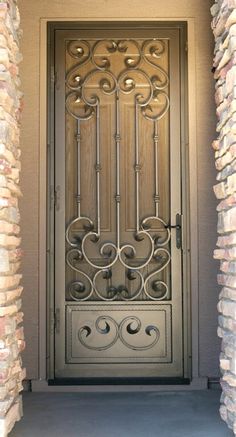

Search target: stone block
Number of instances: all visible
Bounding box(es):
[213,8,232,38]
[212,139,221,150]
[0,317,16,338]
[222,371,236,387]
[217,160,236,182]
[218,326,224,338]
[0,299,21,317]
[0,397,22,437]
[225,64,236,95]
[217,233,236,247]
[220,404,228,421]
[219,313,236,330]
[217,36,236,72]
[221,379,236,401]
[0,274,21,290]
[220,287,236,300]
[217,194,236,212]
[220,260,236,273]
[220,353,231,370]
[214,248,226,259]
[218,274,236,288]
[223,394,236,413]
[216,151,234,171]
[217,207,236,233]
[227,173,236,195]
[226,9,236,29]
[214,181,227,199]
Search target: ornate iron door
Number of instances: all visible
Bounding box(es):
[53,27,183,379]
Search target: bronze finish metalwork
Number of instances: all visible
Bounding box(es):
[78,315,160,351]
[53,27,184,379]
[65,39,171,304]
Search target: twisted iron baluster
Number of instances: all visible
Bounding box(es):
[135,102,141,233]
[115,90,121,250]
[96,104,101,236]
[76,119,81,218]
[154,120,160,217]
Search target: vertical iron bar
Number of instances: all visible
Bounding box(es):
[76,119,81,218]
[154,121,160,217]
[96,104,101,235]
[115,91,121,249]
[135,103,140,233]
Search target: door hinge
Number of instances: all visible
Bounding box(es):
[49,308,54,334]
[51,67,57,85]
[185,42,188,52]
[55,308,60,334]
[55,185,61,211]
[50,185,61,211]
[49,186,54,210]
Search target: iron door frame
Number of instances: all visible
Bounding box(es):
[46,21,190,383]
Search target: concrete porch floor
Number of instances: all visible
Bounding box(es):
[10,390,233,437]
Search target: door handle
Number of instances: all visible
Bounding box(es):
[165,213,182,249]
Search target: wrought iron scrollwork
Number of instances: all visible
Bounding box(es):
[65,38,171,302]
[78,315,160,351]
[65,38,169,121]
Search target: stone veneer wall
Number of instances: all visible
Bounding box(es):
[212,0,236,434]
[0,0,25,435]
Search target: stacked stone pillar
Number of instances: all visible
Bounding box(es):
[0,0,25,435]
[212,0,236,434]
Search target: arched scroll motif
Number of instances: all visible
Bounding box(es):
[65,37,171,302]
[78,316,160,351]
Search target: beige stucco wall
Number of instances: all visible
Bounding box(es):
[18,0,219,380]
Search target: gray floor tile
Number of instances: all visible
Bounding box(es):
[10,390,234,437]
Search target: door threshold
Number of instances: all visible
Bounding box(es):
[48,377,190,386]
[30,377,208,392]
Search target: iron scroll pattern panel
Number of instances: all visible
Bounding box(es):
[78,315,160,352]
[66,304,171,360]
[65,38,171,303]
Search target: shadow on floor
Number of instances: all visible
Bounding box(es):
[10,390,233,437]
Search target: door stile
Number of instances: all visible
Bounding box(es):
[54,31,67,375]
[169,31,182,373]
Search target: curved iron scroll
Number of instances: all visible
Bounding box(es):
[78,316,160,351]
[65,38,171,302]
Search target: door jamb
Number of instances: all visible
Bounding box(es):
[36,17,206,389]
